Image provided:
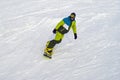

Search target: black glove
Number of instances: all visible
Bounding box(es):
[74,33,77,39]
[53,29,56,34]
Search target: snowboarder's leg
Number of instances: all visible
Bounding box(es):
[44,40,56,57]
[44,32,64,58]
[54,31,64,41]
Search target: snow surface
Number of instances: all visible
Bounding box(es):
[0,0,120,80]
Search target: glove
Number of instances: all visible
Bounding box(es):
[53,29,56,34]
[74,33,77,39]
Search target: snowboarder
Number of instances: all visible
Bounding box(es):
[44,12,77,58]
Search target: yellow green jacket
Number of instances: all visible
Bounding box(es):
[55,16,77,34]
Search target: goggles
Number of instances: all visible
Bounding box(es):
[70,14,75,18]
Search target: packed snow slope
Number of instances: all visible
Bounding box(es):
[0,0,120,80]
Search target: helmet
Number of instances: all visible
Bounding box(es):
[70,12,76,21]
[70,12,76,17]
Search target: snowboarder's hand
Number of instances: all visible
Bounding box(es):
[53,29,56,34]
[74,33,77,39]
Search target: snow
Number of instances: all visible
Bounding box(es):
[0,0,120,80]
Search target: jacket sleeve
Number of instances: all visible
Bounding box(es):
[71,21,77,34]
[55,20,64,30]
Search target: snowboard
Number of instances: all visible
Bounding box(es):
[43,53,52,59]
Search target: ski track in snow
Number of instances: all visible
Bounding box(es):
[0,0,120,80]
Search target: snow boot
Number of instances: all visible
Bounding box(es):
[44,48,53,59]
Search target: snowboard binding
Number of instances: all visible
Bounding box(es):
[43,48,53,59]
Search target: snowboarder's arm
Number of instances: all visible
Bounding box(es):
[55,20,64,30]
[71,21,77,34]
[71,21,77,39]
